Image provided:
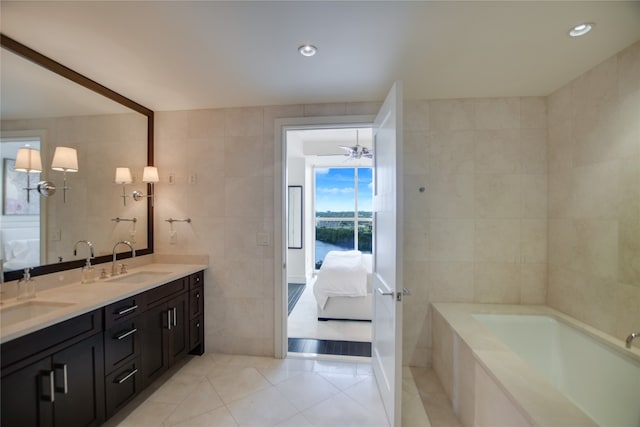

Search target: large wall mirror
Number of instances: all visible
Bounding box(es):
[1,34,154,282]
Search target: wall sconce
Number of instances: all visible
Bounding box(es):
[14,147,43,203]
[114,167,132,206]
[132,166,159,206]
[51,147,78,203]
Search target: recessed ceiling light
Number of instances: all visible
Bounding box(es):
[298,44,317,57]
[569,23,594,37]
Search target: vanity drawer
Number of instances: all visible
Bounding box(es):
[189,316,203,350]
[144,277,189,309]
[189,286,203,319]
[189,271,204,290]
[105,295,144,328]
[104,319,141,375]
[105,357,141,419]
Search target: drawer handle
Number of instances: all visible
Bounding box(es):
[54,364,68,394]
[117,304,138,316]
[195,276,200,282]
[115,327,138,340]
[196,292,200,299]
[115,368,138,384]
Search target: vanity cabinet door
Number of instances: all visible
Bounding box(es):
[51,333,105,427]
[0,333,104,427]
[0,356,53,427]
[168,292,189,366]
[140,302,170,386]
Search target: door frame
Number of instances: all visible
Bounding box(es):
[273,115,375,358]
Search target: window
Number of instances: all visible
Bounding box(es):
[314,167,372,269]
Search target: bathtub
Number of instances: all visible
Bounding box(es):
[431,304,640,427]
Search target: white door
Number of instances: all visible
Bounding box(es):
[372,81,404,427]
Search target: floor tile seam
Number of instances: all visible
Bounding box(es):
[262,367,307,386]
[217,380,275,406]
[317,371,369,391]
[225,386,304,427]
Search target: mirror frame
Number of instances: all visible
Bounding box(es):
[1,34,154,282]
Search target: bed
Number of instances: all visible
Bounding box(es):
[0,228,41,271]
[314,250,373,321]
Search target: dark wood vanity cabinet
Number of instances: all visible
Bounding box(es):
[189,270,205,354]
[0,270,205,427]
[139,277,191,386]
[103,296,144,418]
[0,310,105,427]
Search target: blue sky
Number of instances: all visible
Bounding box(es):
[315,167,372,213]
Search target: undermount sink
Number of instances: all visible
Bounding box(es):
[0,300,75,327]
[107,271,171,284]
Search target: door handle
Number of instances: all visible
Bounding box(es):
[172,307,177,327]
[41,371,55,402]
[167,309,172,330]
[54,364,68,394]
[376,288,394,297]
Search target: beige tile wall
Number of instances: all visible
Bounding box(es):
[154,41,638,360]
[402,96,548,366]
[547,41,640,341]
[153,102,381,356]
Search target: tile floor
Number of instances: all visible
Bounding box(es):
[105,353,461,427]
[105,353,390,427]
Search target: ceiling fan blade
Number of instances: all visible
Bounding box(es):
[338,145,356,153]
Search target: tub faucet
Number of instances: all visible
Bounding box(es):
[625,332,639,349]
[111,240,135,276]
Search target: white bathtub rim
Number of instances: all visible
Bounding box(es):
[431,303,639,427]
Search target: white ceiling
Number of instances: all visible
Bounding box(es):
[1,1,639,112]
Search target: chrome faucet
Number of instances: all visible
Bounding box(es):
[111,240,135,276]
[73,240,95,267]
[626,332,639,349]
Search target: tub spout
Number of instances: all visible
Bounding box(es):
[625,332,639,349]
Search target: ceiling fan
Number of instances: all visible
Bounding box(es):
[338,130,373,159]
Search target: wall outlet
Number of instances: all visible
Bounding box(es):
[188,174,197,185]
[168,172,176,185]
[51,229,62,241]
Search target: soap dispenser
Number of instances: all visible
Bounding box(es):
[17,268,36,299]
[74,240,95,284]
[81,259,95,284]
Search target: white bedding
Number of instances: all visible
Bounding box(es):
[313,250,369,309]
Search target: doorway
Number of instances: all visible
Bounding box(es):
[284,126,374,358]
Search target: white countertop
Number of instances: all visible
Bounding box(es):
[0,263,207,344]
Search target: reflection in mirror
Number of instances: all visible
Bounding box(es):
[288,185,303,249]
[0,35,154,281]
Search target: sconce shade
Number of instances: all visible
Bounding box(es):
[142,166,159,183]
[15,148,43,173]
[51,147,78,172]
[114,167,132,184]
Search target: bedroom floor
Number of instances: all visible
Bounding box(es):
[288,277,371,343]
